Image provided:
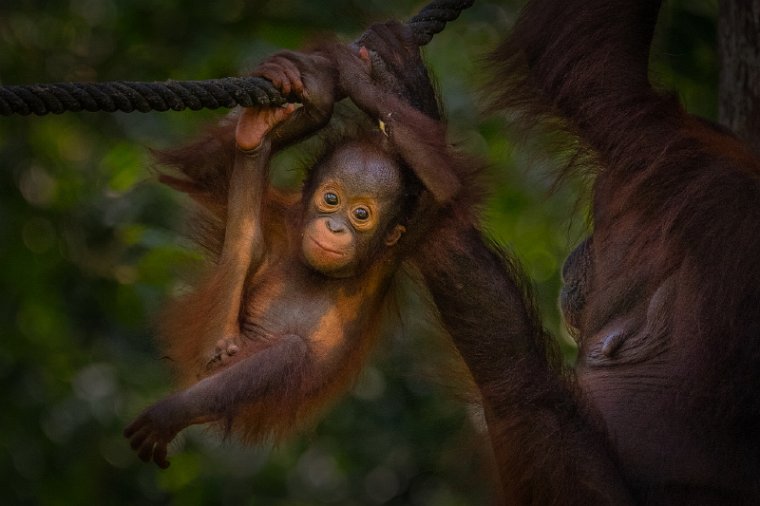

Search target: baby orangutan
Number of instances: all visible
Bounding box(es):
[124,25,467,468]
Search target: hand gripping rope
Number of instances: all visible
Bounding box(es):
[0,0,474,116]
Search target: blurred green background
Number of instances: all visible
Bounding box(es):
[0,1,718,504]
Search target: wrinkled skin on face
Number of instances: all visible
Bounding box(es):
[301,140,407,278]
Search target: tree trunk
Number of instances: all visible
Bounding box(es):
[718,0,760,154]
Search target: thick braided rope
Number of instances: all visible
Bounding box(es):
[0,0,474,116]
[409,0,474,45]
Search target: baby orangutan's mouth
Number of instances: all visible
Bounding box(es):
[308,235,345,257]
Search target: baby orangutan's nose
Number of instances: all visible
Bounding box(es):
[326,218,346,234]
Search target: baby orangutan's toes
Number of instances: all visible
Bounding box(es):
[206,336,240,370]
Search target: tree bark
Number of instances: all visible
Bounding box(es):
[718,0,760,154]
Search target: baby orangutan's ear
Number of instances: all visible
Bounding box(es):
[384,224,406,246]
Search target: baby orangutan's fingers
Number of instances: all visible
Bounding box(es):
[137,436,155,462]
[253,55,305,98]
[127,424,150,450]
[153,443,170,469]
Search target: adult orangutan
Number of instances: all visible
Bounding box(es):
[412,0,760,504]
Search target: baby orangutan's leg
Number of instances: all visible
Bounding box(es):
[200,104,297,371]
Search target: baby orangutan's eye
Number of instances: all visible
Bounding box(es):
[323,192,339,206]
[353,207,369,221]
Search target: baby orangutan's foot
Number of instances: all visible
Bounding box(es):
[236,104,297,151]
[206,336,241,371]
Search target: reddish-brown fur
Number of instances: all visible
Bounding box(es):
[124,23,483,469]
[413,0,760,504]
[154,163,378,443]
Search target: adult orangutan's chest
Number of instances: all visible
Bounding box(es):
[577,357,756,502]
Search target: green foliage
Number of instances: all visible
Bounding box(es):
[0,1,717,504]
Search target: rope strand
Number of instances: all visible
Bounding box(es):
[0,0,474,116]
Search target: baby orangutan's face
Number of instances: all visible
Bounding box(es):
[301,141,406,278]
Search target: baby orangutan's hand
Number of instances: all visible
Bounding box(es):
[124,395,190,469]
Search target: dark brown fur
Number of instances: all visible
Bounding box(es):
[414,0,760,504]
